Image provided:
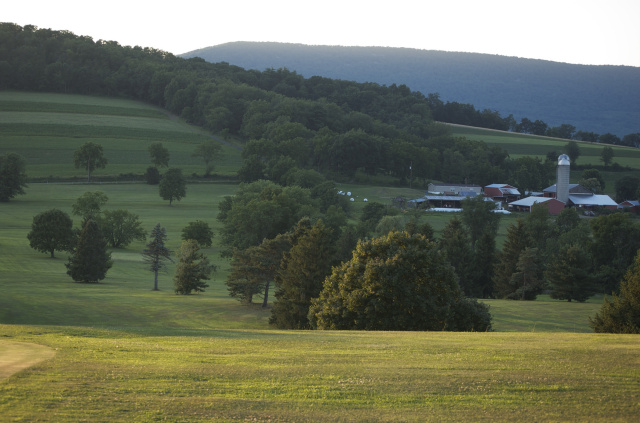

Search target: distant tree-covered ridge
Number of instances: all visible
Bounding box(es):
[183,41,640,137]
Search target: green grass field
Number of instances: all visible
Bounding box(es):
[1,92,639,421]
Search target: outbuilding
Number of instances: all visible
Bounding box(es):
[508,196,565,215]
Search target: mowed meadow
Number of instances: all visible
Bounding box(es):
[1,92,639,421]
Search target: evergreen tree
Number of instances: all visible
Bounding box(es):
[493,219,529,299]
[174,239,214,294]
[66,219,112,283]
[439,217,473,295]
[0,152,28,202]
[142,224,172,291]
[590,249,640,333]
[270,220,334,329]
[507,247,544,300]
[546,244,596,302]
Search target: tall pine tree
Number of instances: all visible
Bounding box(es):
[270,219,334,329]
[142,223,172,291]
[174,239,214,294]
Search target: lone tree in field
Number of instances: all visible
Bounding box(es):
[142,223,173,291]
[174,239,214,294]
[192,140,223,176]
[590,249,640,333]
[73,142,108,182]
[159,168,186,205]
[66,219,112,283]
[148,142,170,168]
[27,209,75,258]
[309,231,492,331]
[181,220,214,248]
[0,152,28,202]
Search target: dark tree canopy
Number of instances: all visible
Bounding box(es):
[27,208,75,258]
[66,219,112,283]
[309,231,492,331]
[0,152,28,202]
[159,168,186,205]
[590,249,640,334]
[174,239,213,294]
[181,220,214,248]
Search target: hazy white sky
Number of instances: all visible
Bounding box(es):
[5,0,640,66]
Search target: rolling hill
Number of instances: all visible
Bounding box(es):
[182,42,640,137]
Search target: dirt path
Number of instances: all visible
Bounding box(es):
[0,341,55,379]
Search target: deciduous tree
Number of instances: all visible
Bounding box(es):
[66,219,112,283]
[174,239,214,294]
[27,209,75,258]
[309,231,492,331]
[159,168,186,205]
[0,152,28,202]
[101,209,146,248]
[142,223,172,291]
[600,146,614,168]
[71,191,108,221]
[181,220,214,248]
[192,140,223,176]
[148,142,170,168]
[73,142,107,182]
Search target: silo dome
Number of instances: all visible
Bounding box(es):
[558,154,570,165]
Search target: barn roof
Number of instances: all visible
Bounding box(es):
[569,194,617,207]
[509,197,553,207]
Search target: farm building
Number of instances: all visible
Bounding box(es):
[408,193,495,210]
[427,183,482,196]
[484,184,521,203]
[508,197,566,215]
[543,183,593,198]
[619,200,640,212]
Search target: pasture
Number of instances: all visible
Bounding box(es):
[1,92,639,421]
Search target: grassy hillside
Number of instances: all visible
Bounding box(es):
[0,92,242,180]
[2,92,639,421]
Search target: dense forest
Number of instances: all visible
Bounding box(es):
[183,42,640,138]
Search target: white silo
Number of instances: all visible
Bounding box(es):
[556,154,571,203]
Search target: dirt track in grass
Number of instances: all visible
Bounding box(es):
[0,341,55,379]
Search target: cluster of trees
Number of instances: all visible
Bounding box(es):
[493,206,640,301]
[219,178,640,331]
[26,191,216,292]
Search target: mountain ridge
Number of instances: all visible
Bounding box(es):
[182,42,640,137]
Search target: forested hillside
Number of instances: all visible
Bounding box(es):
[182,42,640,137]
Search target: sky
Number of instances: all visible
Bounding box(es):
[4,0,640,67]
